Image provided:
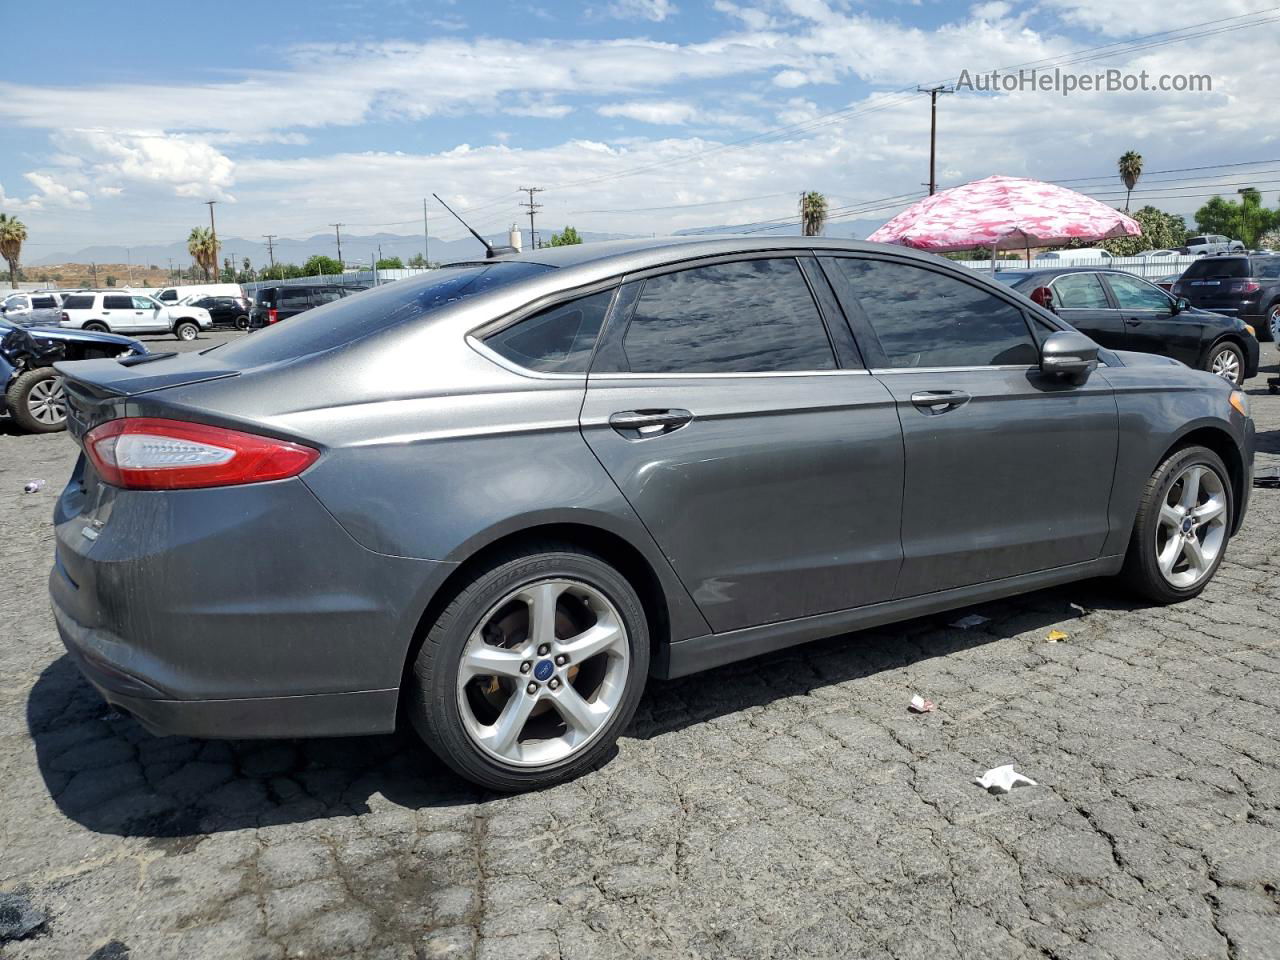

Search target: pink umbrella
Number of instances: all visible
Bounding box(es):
[867,175,1140,269]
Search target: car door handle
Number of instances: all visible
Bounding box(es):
[1125,317,1143,326]
[910,390,970,415]
[609,409,693,437]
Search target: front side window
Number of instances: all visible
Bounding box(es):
[1106,274,1173,311]
[1050,273,1110,310]
[132,296,157,310]
[158,289,177,302]
[823,257,1038,369]
[485,289,614,374]
[103,295,134,310]
[32,296,56,309]
[621,258,835,374]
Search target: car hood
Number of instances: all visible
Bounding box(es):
[22,324,147,352]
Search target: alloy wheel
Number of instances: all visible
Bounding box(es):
[1269,306,1280,343]
[27,376,66,426]
[456,578,630,767]
[1209,348,1241,384]
[1154,463,1227,588]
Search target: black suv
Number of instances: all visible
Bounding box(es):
[1171,255,1280,342]
[248,284,352,330]
[189,295,253,330]
[996,267,1259,385]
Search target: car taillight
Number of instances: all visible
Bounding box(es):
[61,312,70,322]
[268,308,278,323]
[84,418,318,490]
[1229,280,1261,294]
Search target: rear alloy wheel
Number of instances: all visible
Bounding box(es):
[1122,445,1232,603]
[82,321,108,333]
[234,314,249,331]
[174,321,199,341]
[6,367,67,433]
[1267,304,1280,343]
[1205,342,1244,386]
[410,545,648,791]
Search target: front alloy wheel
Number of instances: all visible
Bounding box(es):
[6,367,67,433]
[1268,304,1280,343]
[410,544,648,791]
[1206,342,1244,386]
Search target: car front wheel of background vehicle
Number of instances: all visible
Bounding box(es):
[235,315,249,330]
[82,321,108,333]
[173,321,199,341]
[1122,445,1233,604]
[7,367,67,433]
[409,543,650,792]
[1205,341,1245,385]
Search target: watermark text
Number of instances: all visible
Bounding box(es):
[956,68,1211,96]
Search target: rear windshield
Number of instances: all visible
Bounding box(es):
[218,262,555,365]
[992,273,1033,288]
[1181,258,1249,280]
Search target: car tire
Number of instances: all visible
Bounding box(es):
[1121,445,1233,605]
[1265,303,1280,343]
[173,321,199,341]
[1204,341,1245,385]
[234,315,249,331]
[82,321,108,333]
[6,367,67,433]
[408,542,650,792]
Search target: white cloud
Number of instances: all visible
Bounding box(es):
[609,0,678,21]
[23,172,90,209]
[599,100,700,124]
[970,1,1012,20]
[772,69,811,88]
[52,130,234,199]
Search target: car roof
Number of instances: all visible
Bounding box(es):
[445,235,966,276]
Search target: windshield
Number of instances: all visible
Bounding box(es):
[216,262,556,366]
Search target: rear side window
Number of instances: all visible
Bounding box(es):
[63,294,93,309]
[32,296,56,308]
[485,289,614,373]
[280,288,313,308]
[1050,273,1110,309]
[312,289,346,305]
[1253,259,1280,279]
[621,258,835,374]
[1187,237,1206,246]
[217,261,556,366]
[823,257,1037,369]
[103,295,134,310]
[1181,258,1248,280]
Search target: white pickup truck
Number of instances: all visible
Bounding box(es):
[1182,235,1246,257]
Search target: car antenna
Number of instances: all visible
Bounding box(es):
[432,194,518,259]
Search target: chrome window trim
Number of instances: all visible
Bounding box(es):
[869,364,1038,375]
[587,369,871,381]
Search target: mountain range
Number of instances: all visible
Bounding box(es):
[32,219,888,269]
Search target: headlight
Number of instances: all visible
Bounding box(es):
[1230,390,1251,417]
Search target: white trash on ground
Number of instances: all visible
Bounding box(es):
[974,765,1037,794]
[949,613,989,629]
[22,479,45,494]
[908,694,936,714]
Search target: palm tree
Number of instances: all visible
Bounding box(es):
[1118,151,1143,212]
[0,213,29,290]
[800,191,828,237]
[187,226,217,280]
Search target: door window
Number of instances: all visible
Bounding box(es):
[485,289,614,373]
[32,296,56,309]
[103,295,134,310]
[823,258,1038,368]
[1106,274,1173,311]
[621,258,835,374]
[280,288,313,309]
[312,289,346,304]
[1049,273,1110,309]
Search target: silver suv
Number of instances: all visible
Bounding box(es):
[2,291,63,325]
[1183,235,1246,257]
[59,291,213,340]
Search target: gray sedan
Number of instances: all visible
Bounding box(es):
[49,237,1254,791]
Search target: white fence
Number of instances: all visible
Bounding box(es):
[954,255,1199,279]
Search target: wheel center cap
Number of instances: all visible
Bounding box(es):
[533,660,555,682]
[1181,516,1195,534]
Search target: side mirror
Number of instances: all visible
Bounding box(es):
[1040,330,1099,385]
[1029,286,1056,312]
[1173,297,1189,314]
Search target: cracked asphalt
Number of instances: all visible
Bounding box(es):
[2,331,1278,959]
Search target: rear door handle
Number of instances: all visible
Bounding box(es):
[609,409,693,437]
[910,390,970,415]
[1125,317,1143,326]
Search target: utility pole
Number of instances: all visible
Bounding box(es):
[329,223,344,267]
[125,248,134,286]
[262,234,277,275]
[917,85,953,195]
[422,198,430,267]
[204,200,219,280]
[519,186,543,250]
[167,257,174,284]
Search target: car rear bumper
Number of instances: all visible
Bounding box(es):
[49,459,456,739]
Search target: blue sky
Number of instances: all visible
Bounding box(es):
[3,0,1278,259]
